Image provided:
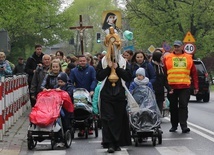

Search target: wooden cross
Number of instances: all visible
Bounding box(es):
[69,15,93,55]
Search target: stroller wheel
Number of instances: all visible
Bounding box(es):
[134,137,138,147]
[158,130,162,144]
[152,137,156,146]
[27,138,37,150]
[51,139,55,150]
[71,127,75,139]
[85,127,88,139]
[64,130,72,148]
[94,121,98,138]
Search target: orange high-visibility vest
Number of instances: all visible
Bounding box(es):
[164,53,193,85]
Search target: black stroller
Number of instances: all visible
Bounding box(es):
[72,88,98,139]
[129,85,162,146]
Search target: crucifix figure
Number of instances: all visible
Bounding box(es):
[69,15,93,55]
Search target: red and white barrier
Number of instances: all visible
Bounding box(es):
[0,75,30,141]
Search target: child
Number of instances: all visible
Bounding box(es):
[55,72,74,100]
[55,72,74,147]
[129,67,153,93]
[41,59,61,91]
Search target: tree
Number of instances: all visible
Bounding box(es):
[64,0,118,55]
[0,0,73,61]
[125,0,214,58]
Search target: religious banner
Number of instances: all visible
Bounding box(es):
[102,10,121,34]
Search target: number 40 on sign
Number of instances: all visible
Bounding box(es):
[183,43,196,54]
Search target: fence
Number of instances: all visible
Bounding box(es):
[0,74,30,141]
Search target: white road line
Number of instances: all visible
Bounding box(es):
[164,117,214,142]
[163,137,192,141]
[156,146,195,155]
[89,140,102,143]
[33,150,66,155]
[97,148,129,155]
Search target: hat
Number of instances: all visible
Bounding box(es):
[173,40,183,46]
[152,50,163,63]
[136,68,145,77]
[123,30,133,41]
[57,72,69,83]
[102,51,107,55]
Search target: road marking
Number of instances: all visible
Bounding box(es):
[187,121,214,136]
[97,148,129,155]
[33,150,66,155]
[89,140,102,143]
[156,146,195,155]
[163,137,192,141]
[164,117,214,142]
[37,141,75,145]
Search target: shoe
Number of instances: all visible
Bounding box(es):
[114,146,121,151]
[88,129,93,135]
[78,130,84,137]
[107,147,115,153]
[56,142,65,147]
[101,142,108,148]
[169,127,177,132]
[182,128,190,133]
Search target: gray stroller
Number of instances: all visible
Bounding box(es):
[129,85,162,146]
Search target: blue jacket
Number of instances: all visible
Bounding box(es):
[69,64,97,92]
[131,61,156,84]
[129,81,153,93]
[0,60,12,80]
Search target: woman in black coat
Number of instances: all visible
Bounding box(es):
[151,49,172,113]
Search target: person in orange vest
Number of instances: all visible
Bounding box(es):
[163,40,199,133]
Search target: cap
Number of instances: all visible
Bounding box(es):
[136,68,145,77]
[173,40,183,46]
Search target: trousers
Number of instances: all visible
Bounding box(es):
[168,88,190,129]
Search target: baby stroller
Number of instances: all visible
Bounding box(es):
[27,90,74,150]
[129,85,162,146]
[72,88,98,139]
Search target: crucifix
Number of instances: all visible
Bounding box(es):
[69,15,93,55]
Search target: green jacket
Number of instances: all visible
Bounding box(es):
[92,82,101,114]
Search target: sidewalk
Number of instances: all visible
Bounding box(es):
[0,108,30,155]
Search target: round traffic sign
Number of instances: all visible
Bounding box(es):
[183,43,196,54]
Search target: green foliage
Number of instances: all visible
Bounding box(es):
[65,0,118,55]
[0,0,120,62]
[125,0,214,57]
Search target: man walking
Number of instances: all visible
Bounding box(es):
[25,45,44,107]
[163,40,198,133]
[30,54,51,107]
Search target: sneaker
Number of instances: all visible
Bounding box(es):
[88,129,93,135]
[114,146,121,151]
[107,147,115,153]
[56,142,65,147]
[169,127,177,132]
[182,128,190,133]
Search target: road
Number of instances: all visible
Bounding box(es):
[20,92,214,155]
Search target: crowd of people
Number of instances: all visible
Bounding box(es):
[0,37,199,153]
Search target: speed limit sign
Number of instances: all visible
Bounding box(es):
[183,43,196,54]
